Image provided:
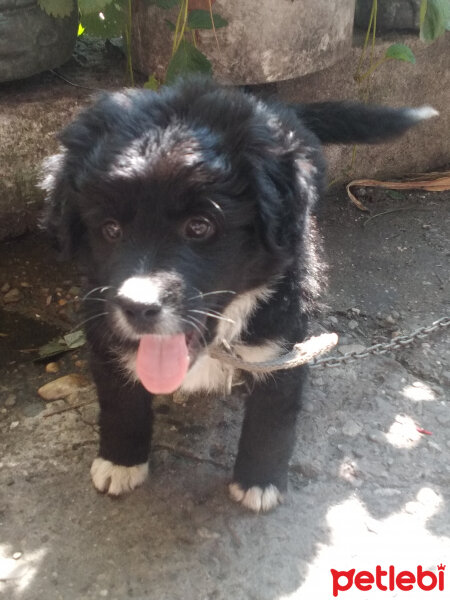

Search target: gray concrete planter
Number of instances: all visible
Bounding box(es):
[132,0,356,84]
[0,0,78,82]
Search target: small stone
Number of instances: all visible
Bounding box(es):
[20,282,32,288]
[329,316,338,325]
[99,590,108,597]
[1,282,11,293]
[391,310,400,320]
[384,315,396,325]
[12,552,22,560]
[45,362,60,374]
[342,420,362,437]
[37,374,91,402]
[3,288,21,304]
[348,320,358,330]
[68,286,81,297]
[10,421,19,430]
[74,360,87,369]
[4,395,16,407]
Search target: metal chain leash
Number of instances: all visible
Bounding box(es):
[210,316,449,373]
[310,316,450,369]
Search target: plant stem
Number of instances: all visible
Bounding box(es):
[357,56,390,83]
[124,0,134,86]
[173,0,189,56]
[208,0,220,50]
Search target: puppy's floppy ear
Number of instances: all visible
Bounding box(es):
[250,147,322,255]
[39,153,85,260]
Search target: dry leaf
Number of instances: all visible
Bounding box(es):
[347,171,450,211]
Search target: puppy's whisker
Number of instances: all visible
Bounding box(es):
[184,314,208,332]
[188,309,235,324]
[72,311,109,332]
[202,307,228,317]
[180,317,207,349]
[82,286,114,302]
[187,290,236,301]
[84,297,108,303]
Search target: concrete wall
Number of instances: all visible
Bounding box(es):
[278,33,450,180]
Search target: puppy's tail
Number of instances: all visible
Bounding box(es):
[292,101,439,145]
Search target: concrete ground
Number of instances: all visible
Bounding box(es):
[0,186,448,599]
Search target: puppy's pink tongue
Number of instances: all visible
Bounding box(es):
[136,334,189,395]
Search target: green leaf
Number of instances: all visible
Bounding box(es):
[78,23,85,36]
[38,0,75,18]
[144,74,160,90]
[385,43,416,64]
[166,40,212,85]
[78,0,113,15]
[80,3,125,38]
[187,10,228,30]
[63,330,87,350]
[37,339,67,360]
[37,330,86,360]
[420,0,449,41]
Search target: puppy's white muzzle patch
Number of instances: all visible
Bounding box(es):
[118,276,162,305]
[113,275,180,339]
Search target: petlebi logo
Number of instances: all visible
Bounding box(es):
[330,564,446,597]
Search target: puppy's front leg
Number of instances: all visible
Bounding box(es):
[230,368,304,512]
[89,353,153,496]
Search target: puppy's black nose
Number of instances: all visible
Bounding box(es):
[117,297,162,327]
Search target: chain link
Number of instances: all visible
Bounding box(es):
[310,316,450,369]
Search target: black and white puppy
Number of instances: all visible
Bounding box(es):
[41,77,436,512]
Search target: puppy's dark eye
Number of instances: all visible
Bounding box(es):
[183,216,216,241]
[102,220,122,242]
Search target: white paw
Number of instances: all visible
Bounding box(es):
[229,482,283,513]
[90,457,149,496]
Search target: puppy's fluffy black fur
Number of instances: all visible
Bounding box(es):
[41,77,435,511]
